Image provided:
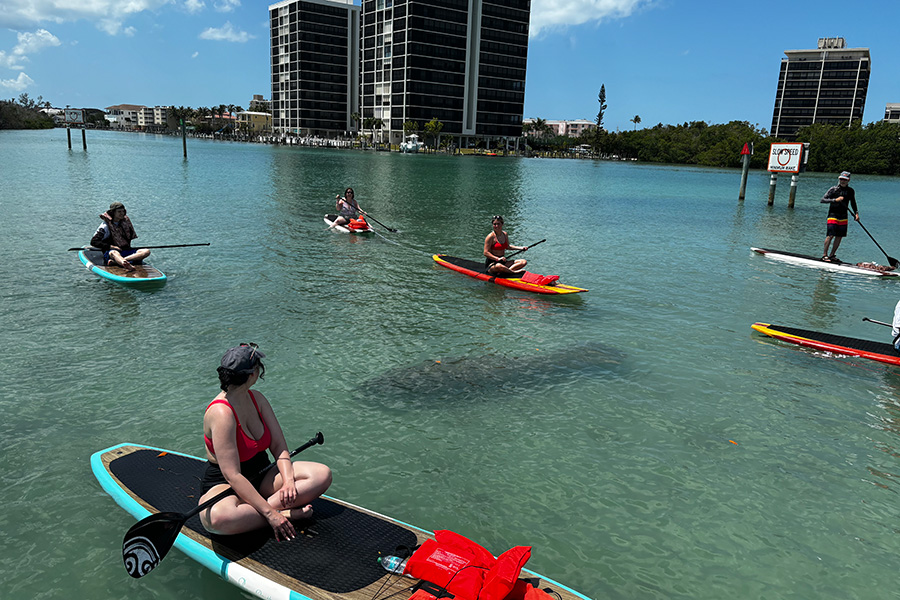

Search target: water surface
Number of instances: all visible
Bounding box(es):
[2,129,900,599]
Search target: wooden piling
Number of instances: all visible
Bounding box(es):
[768,173,777,206]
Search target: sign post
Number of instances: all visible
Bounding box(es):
[65,108,87,150]
[738,142,753,200]
[766,142,805,206]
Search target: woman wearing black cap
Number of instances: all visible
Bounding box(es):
[89,202,150,271]
[198,343,332,541]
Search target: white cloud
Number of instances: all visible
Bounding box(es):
[14,29,61,56]
[0,1,170,30]
[0,71,35,91]
[530,0,651,37]
[185,0,206,13]
[191,51,199,58]
[214,0,241,13]
[199,22,253,43]
[0,29,60,70]
[97,19,138,36]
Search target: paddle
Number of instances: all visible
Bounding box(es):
[121,431,324,579]
[358,209,398,233]
[504,239,546,260]
[855,217,900,268]
[68,243,210,251]
[863,317,892,327]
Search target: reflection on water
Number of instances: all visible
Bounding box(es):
[806,272,840,328]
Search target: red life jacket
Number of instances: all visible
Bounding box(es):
[403,530,531,600]
[520,272,559,286]
[348,217,369,230]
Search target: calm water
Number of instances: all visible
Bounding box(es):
[3,129,900,599]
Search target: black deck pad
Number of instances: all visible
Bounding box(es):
[110,449,418,593]
[756,248,845,263]
[767,324,897,355]
[441,255,519,279]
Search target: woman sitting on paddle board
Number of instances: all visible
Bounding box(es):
[484,215,528,275]
[329,187,361,229]
[199,344,332,541]
[89,202,150,272]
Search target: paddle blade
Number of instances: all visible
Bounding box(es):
[122,512,186,578]
[890,257,900,269]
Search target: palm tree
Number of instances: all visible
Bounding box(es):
[630,115,641,130]
[216,104,228,133]
[373,118,384,146]
[362,117,375,148]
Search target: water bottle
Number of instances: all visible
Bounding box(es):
[379,555,408,574]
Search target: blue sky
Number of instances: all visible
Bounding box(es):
[0,0,897,133]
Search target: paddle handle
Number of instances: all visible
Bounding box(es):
[863,317,892,328]
[183,432,324,520]
[505,239,546,260]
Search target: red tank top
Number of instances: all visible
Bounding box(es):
[204,390,272,462]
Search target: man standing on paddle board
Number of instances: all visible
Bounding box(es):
[90,202,150,272]
[821,171,858,263]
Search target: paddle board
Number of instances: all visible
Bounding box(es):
[325,215,374,235]
[751,322,900,367]
[78,247,166,287]
[751,247,900,278]
[91,443,592,600]
[433,255,587,295]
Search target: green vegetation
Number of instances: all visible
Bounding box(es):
[794,121,900,176]
[0,93,53,129]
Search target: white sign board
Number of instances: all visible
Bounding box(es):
[65,109,84,124]
[767,143,804,173]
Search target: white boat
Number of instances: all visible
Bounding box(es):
[751,247,900,278]
[399,134,423,153]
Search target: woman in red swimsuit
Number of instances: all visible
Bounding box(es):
[198,343,332,541]
[483,215,528,275]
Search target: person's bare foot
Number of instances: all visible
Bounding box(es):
[121,259,136,272]
[287,504,314,521]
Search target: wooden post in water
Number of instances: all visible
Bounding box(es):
[738,142,752,200]
[181,118,187,159]
[67,127,72,150]
[81,128,87,150]
[768,173,777,205]
[788,174,799,208]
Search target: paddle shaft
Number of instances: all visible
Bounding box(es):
[863,317,892,328]
[504,239,546,260]
[184,432,324,521]
[359,209,397,232]
[68,243,210,251]
[855,218,900,268]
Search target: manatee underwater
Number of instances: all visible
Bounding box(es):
[354,341,628,404]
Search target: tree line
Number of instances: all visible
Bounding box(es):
[0,93,54,129]
[528,83,900,176]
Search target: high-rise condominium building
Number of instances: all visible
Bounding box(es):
[771,37,870,141]
[269,0,360,136]
[361,0,530,147]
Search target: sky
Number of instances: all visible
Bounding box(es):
[1,0,898,133]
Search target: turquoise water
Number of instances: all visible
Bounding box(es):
[3,129,900,599]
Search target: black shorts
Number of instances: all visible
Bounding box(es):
[201,451,270,494]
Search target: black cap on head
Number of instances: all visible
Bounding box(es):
[220,344,265,373]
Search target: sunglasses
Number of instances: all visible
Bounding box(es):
[240,342,259,360]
